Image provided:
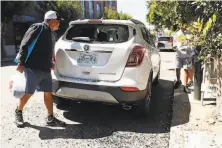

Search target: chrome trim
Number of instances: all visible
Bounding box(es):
[65,49,77,51]
[65,49,112,53]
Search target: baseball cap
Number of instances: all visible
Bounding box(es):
[44,10,63,20]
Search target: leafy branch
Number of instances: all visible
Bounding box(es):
[147,1,222,59]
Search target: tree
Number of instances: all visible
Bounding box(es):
[147,1,210,31]
[1,1,35,58]
[118,11,132,20]
[35,1,58,17]
[35,1,83,37]
[55,0,82,37]
[147,1,178,30]
[147,1,222,59]
[103,7,132,20]
[1,1,82,59]
[1,1,35,23]
[190,1,222,59]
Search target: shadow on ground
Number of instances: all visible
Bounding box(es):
[25,79,189,140]
[171,86,191,127]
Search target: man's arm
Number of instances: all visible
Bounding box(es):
[51,51,56,70]
[17,24,41,66]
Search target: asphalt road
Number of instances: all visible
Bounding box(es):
[1,52,175,148]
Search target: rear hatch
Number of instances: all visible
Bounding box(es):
[157,37,173,47]
[55,21,135,82]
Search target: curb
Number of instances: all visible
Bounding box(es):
[169,88,222,148]
[169,87,190,148]
[169,88,180,148]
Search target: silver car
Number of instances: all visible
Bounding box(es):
[155,36,174,51]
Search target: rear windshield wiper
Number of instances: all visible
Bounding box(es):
[72,37,95,43]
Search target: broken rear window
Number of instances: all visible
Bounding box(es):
[64,24,130,43]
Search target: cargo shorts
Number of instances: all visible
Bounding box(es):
[24,68,52,94]
[175,56,193,70]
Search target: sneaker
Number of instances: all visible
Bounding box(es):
[15,109,25,128]
[184,86,191,93]
[46,114,66,127]
[187,80,194,88]
[174,80,182,89]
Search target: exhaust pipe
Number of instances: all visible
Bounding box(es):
[122,104,132,110]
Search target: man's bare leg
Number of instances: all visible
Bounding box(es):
[44,92,66,127]
[174,68,182,89]
[184,69,189,85]
[184,69,191,93]
[188,68,194,81]
[186,68,194,88]
[18,94,32,110]
[15,94,32,127]
[44,92,53,116]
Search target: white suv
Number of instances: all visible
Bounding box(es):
[52,19,161,115]
[155,36,174,51]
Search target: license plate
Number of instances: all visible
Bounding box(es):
[77,53,97,64]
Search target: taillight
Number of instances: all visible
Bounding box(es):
[168,40,173,43]
[126,45,146,67]
[88,20,102,23]
[120,87,139,92]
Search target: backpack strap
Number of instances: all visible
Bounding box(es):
[24,24,44,63]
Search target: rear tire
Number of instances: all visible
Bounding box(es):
[153,70,160,86]
[134,72,152,117]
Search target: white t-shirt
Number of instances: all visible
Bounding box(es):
[173,29,195,58]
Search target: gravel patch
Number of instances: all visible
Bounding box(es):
[1,63,174,148]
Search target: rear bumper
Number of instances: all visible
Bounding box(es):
[52,80,147,105]
[159,47,173,50]
[157,43,173,50]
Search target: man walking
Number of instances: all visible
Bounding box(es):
[173,23,195,93]
[15,11,65,127]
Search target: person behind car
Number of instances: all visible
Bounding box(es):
[173,23,195,93]
[15,11,66,127]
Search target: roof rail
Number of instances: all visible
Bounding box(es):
[129,18,144,25]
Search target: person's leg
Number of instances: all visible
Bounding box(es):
[188,66,194,81]
[37,72,53,116]
[183,58,193,93]
[176,68,181,82]
[38,71,66,127]
[174,57,182,89]
[187,57,194,87]
[184,69,189,86]
[183,68,191,93]
[15,94,33,127]
[44,92,53,116]
[17,94,32,110]
[15,68,38,127]
[187,68,194,86]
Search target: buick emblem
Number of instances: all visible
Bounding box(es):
[84,45,90,51]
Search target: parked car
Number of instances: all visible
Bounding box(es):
[52,19,161,116]
[155,36,174,51]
